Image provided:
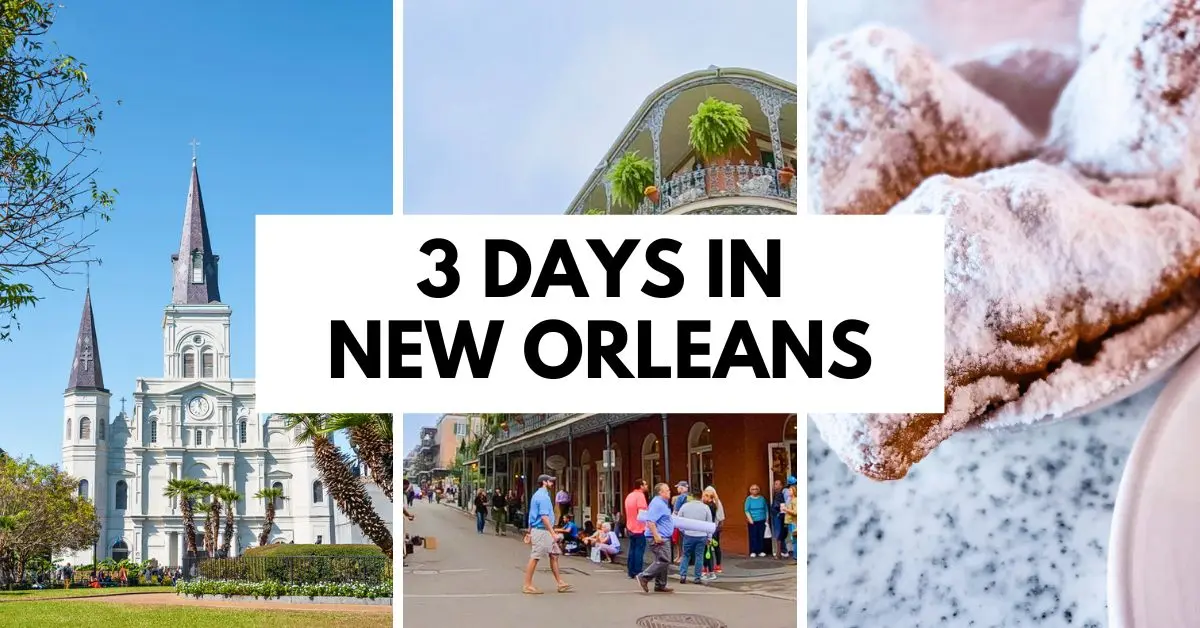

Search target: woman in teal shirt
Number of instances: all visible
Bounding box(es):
[743,485,769,556]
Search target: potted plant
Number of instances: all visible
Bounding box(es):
[778,163,795,187]
[687,97,752,193]
[606,151,655,209]
[644,185,660,204]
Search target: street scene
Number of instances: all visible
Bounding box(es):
[401,490,796,628]
[402,413,799,628]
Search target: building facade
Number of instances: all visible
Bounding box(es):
[60,159,336,567]
[472,67,800,556]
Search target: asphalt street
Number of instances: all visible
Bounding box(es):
[400,498,797,627]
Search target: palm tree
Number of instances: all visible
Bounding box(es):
[163,478,204,556]
[198,484,223,557]
[252,486,285,547]
[287,413,392,558]
[215,486,241,557]
[323,413,392,501]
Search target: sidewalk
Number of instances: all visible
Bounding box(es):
[435,501,796,584]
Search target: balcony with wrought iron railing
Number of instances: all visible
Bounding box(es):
[482,412,650,448]
[634,161,796,215]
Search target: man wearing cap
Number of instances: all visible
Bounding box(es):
[635,482,676,594]
[523,474,573,595]
[671,481,689,563]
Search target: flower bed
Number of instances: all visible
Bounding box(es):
[175,577,392,600]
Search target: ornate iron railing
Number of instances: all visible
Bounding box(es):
[634,162,796,215]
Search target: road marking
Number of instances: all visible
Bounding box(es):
[438,569,485,573]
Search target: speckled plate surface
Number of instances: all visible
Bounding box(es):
[1109,344,1200,627]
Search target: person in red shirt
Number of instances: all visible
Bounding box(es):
[623,479,649,578]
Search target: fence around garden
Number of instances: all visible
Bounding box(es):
[182,554,391,584]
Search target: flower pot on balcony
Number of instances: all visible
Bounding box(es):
[644,185,660,204]
[778,165,795,187]
[688,97,752,196]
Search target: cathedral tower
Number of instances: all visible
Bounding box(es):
[163,157,232,381]
[61,288,110,520]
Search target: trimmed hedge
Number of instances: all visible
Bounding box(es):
[176,577,392,599]
[241,544,383,558]
[195,554,390,584]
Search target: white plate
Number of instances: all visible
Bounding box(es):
[1109,345,1200,627]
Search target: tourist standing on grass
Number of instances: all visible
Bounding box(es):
[474,488,488,534]
[744,484,769,556]
[677,490,713,585]
[522,474,573,595]
[635,482,676,594]
[491,488,507,535]
[623,479,649,579]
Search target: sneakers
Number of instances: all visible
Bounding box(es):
[715,565,723,573]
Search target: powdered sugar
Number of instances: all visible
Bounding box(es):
[811,162,1200,480]
[808,25,1037,216]
[1048,0,1200,180]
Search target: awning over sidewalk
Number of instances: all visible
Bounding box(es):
[484,413,651,455]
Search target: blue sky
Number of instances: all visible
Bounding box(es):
[0,2,391,463]
[402,0,798,216]
[400,0,797,448]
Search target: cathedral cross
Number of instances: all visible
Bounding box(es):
[79,338,93,371]
[190,138,200,161]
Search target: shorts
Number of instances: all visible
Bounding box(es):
[530,528,561,560]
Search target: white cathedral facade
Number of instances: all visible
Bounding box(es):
[59,160,336,567]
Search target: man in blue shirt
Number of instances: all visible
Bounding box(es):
[523,474,572,594]
[635,482,676,593]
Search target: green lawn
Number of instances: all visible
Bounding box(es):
[0,601,389,627]
[0,585,170,601]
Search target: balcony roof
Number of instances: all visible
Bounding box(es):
[566,66,797,215]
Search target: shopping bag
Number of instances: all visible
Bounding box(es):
[763,522,772,538]
[590,546,602,563]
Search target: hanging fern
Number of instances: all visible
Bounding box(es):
[606,151,654,209]
[582,207,606,215]
[688,97,751,161]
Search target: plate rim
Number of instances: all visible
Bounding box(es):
[1107,344,1200,627]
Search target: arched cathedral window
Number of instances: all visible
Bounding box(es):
[66,418,71,440]
[312,481,324,503]
[182,352,196,378]
[201,351,214,378]
[79,417,91,440]
[78,479,88,500]
[149,420,158,444]
[98,419,105,441]
[239,420,247,444]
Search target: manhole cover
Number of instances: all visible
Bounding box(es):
[740,559,787,570]
[636,615,727,628]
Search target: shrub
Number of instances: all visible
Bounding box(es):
[242,544,383,558]
[175,577,392,600]
[195,554,390,584]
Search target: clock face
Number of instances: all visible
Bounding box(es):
[187,396,212,419]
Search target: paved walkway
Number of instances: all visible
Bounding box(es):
[68,592,392,614]
[402,499,797,627]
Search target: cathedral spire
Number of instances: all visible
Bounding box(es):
[66,288,106,392]
[171,157,221,304]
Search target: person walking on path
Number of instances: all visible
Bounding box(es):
[623,479,649,579]
[522,474,573,595]
[677,490,713,585]
[635,482,676,594]
[744,484,770,557]
[473,489,488,534]
[491,488,508,536]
